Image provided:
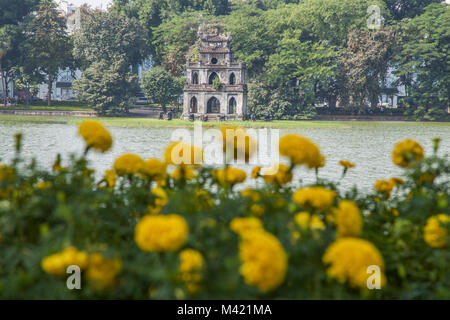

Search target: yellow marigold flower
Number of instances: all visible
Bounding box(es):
[339,160,355,169]
[279,134,322,169]
[105,169,116,187]
[78,120,112,153]
[424,214,450,248]
[374,179,395,198]
[239,230,287,292]
[41,247,89,277]
[0,165,14,198]
[114,153,144,176]
[220,126,257,163]
[251,166,261,179]
[294,212,325,231]
[418,173,435,184]
[134,214,188,252]
[323,238,386,289]
[263,164,293,185]
[392,139,424,168]
[171,165,196,180]
[165,142,203,166]
[241,188,260,202]
[389,177,404,186]
[36,181,52,190]
[142,158,167,181]
[250,203,266,216]
[194,189,214,210]
[230,217,264,235]
[214,167,247,186]
[86,253,122,289]
[333,200,363,238]
[148,187,168,214]
[292,187,337,211]
[179,249,204,295]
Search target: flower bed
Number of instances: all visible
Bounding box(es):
[0,122,448,299]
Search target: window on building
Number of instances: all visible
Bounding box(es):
[228,97,236,114]
[207,97,220,113]
[211,57,218,64]
[208,72,218,85]
[190,97,198,113]
[192,72,199,84]
[229,73,236,85]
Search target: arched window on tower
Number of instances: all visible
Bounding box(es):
[228,97,236,114]
[190,97,198,113]
[192,72,199,84]
[208,72,218,85]
[207,97,220,113]
[229,73,236,85]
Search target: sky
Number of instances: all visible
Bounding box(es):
[64,0,112,9]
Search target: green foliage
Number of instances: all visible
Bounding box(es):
[140,66,184,112]
[73,58,139,115]
[27,1,74,107]
[212,76,223,91]
[73,8,149,69]
[338,28,395,110]
[394,3,450,121]
[0,0,39,27]
[383,0,441,20]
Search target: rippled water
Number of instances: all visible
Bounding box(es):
[0,119,448,190]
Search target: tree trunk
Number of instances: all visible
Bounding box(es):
[162,103,167,113]
[0,62,7,107]
[47,74,52,107]
[25,84,31,108]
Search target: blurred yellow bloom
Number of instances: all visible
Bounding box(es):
[250,166,261,179]
[148,187,168,214]
[214,167,246,186]
[374,179,395,198]
[239,230,287,292]
[323,238,386,289]
[193,189,214,210]
[241,188,260,202]
[171,165,196,180]
[134,214,188,252]
[424,214,450,248]
[114,154,144,176]
[418,173,435,184]
[389,177,404,186]
[104,169,116,187]
[41,247,89,277]
[165,142,203,166]
[36,181,52,190]
[279,134,322,169]
[392,139,424,168]
[179,249,204,295]
[142,158,167,181]
[333,200,363,238]
[292,187,337,211]
[339,160,355,169]
[86,253,122,290]
[294,212,325,231]
[220,127,257,163]
[263,163,293,185]
[250,204,266,216]
[78,120,112,153]
[230,217,264,235]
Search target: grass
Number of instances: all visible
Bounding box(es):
[5,101,93,111]
[0,114,352,129]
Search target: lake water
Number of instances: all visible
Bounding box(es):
[0,119,448,191]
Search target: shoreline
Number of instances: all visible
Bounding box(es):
[0,111,449,130]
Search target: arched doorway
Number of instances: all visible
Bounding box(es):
[229,73,236,85]
[190,97,198,113]
[207,97,220,113]
[228,97,236,114]
[192,72,199,84]
[208,72,218,85]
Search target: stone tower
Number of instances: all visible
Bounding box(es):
[183,25,247,120]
